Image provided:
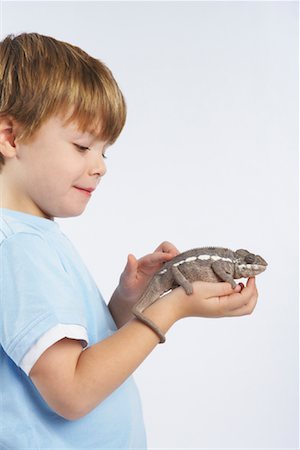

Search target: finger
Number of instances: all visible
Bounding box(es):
[196,281,235,298]
[227,291,258,316]
[139,251,174,268]
[220,279,258,312]
[246,276,257,291]
[234,284,243,293]
[154,241,180,256]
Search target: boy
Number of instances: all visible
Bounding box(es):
[0,33,258,448]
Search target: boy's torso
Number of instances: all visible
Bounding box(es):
[0,208,146,449]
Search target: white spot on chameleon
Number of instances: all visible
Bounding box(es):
[158,254,235,275]
[173,260,185,267]
[185,256,197,262]
[198,255,233,262]
[175,254,233,266]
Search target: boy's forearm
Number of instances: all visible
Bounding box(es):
[72,291,181,419]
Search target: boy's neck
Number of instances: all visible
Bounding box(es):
[0,175,53,220]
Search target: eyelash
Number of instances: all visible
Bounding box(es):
[74,144,107,159]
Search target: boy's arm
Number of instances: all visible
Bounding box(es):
[30,288,181,420]
[30,279,257,421]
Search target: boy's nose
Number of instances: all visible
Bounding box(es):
[88,149,107,177]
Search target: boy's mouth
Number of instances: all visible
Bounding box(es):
[74,186,95,196]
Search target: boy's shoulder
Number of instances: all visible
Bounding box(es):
[0,212,32,242]
[0,210,52,247]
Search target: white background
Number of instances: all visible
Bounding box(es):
[1,1,298,448]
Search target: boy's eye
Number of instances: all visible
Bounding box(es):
[74,143,107,159]
[74,144,90,152]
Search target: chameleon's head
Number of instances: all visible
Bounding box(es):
[234,249,268,279]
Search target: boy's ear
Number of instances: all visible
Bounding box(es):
[0,116,18,159]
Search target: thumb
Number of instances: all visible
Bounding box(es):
[123,253,138,277]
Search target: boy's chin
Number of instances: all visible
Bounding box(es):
[44,205,87,219]
[60,209,86,218]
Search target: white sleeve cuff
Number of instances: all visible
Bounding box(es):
[20,323,89,376]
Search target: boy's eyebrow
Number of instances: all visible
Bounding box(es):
[71,129,95,139]
[72,131,109,149]
[63,121,107,144]
[63,120,98,139]
[68,129,101,143]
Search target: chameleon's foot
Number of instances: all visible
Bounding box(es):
[211,261,237,289]
[171,265,193,295]
[184,283,193,295]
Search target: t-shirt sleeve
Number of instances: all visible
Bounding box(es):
[0,232,89,373]
[20,323,88,375]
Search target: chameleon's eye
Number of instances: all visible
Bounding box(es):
[245,254,255,264]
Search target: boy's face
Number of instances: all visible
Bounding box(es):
[2,114,108,220]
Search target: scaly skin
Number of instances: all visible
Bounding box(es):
[132,247,267,343]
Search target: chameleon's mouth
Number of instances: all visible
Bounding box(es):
[256,264,267,272]
[240,263,267,268]
[239,263,267,274]
[239,264,267,278]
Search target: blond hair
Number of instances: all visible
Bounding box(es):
[0,32,126,168]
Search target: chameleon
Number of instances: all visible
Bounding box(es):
[132,247,268,343]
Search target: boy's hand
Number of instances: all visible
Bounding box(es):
[169,277,258,320]
[116,241,180,305]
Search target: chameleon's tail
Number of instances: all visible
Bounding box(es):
[131,308,166,344]
[132,274,163,314]
[131,274,166,343]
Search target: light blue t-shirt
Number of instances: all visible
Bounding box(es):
[0,208,147,449]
